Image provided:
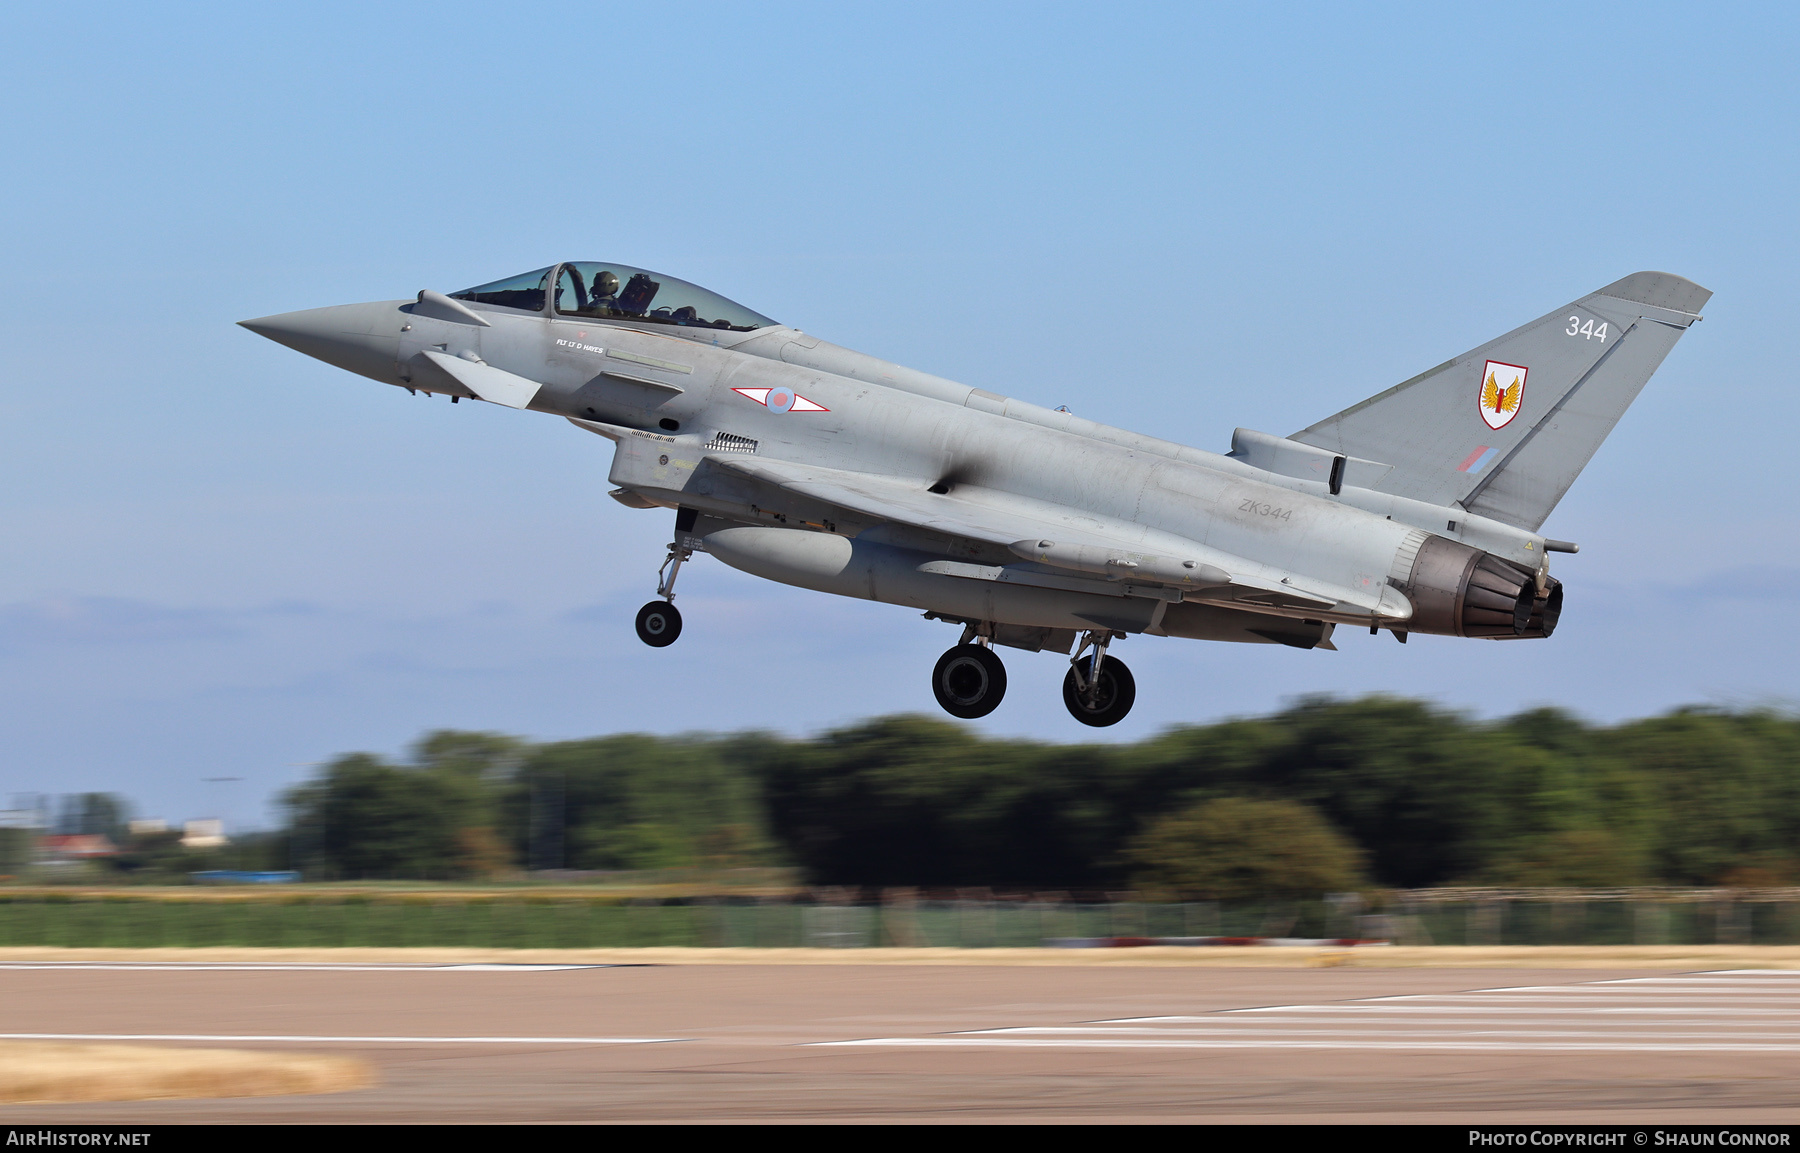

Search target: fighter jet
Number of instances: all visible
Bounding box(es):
[241,264,1709,726]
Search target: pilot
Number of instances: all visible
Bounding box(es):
[588,270,620,315]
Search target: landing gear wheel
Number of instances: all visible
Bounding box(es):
[1062,655,1135,727]
[931,644,1007,719]
[635,601,682,647]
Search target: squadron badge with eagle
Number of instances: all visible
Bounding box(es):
[1479,360,1527,430]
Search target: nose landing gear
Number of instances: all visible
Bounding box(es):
[1062,630,1135,727]
[634,600,682,646]
[634,541,691,648]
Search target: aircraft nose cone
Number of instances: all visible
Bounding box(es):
[240,301,406,384]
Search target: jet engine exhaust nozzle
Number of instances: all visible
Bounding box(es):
[1399,535,1562,640]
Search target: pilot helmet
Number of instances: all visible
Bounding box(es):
[592,270,620,297]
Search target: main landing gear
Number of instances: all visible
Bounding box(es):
[928,626,1135,727]
[1061,631,1135,727]
[634,541,691,648]
[931,628,1008,719]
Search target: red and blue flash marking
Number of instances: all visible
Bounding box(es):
[1457,445,1500,474]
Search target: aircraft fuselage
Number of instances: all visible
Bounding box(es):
[243,263,1708,723]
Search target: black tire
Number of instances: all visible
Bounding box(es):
[634,600,682,647]
[930,644,1007,719]
[1062,654,1135,727]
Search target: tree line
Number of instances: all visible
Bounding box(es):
[260,697,1800,894]
[38,697,1800,895]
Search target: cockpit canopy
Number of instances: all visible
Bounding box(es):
[451,262,777,332]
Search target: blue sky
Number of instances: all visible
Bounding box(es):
[2,3,1797,828]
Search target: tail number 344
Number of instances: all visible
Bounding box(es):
[1566,315,1609,342]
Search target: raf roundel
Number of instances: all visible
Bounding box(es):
[733,386,829,413]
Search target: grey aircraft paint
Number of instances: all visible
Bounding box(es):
[241,265,1709,726]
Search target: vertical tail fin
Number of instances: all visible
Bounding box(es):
[1292,272,1710,531]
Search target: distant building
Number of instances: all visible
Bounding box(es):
[181,819,228,849]
[128,819,169,836]
[40,834,118,860]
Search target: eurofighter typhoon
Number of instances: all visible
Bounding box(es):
[242,265,1709,726]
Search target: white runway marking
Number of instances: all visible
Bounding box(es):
[0,956,615,964]
[819,1037,1800,1052]
[965,1026,1800,1038]
[0,1033,687,1045]
[1363,991,1800,1000]
[1612,971,1800,979]
[813,970,1800,1053]
[1068,1017,1800,1028]
[1221,1006,1799,1015]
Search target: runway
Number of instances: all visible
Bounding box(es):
[829,970,1800,1053]
[6,961,1800,1122]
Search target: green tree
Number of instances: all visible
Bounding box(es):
[268,700,1800,891]
[1252,697,1517,886]
[1126,796,1364,901]
[411,730,522,875]
[1609,709,1800,884]
[286,753,486,880]
[507,733,776,871]
[0,827,33,875]
[1481,829,1646,887]
[59,792,129,839]
[1474,709,1652,885]
[756,714,1114,886]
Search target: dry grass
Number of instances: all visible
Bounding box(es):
[4,944,1800,968]
[0,1042,372,1105]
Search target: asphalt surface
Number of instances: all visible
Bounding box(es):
[5,962,1800,1123]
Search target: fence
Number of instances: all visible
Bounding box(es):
[0,890,1796,948]
[0,898,1244,949]
[0,896,1299,949]
[1368,888,1800,947]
